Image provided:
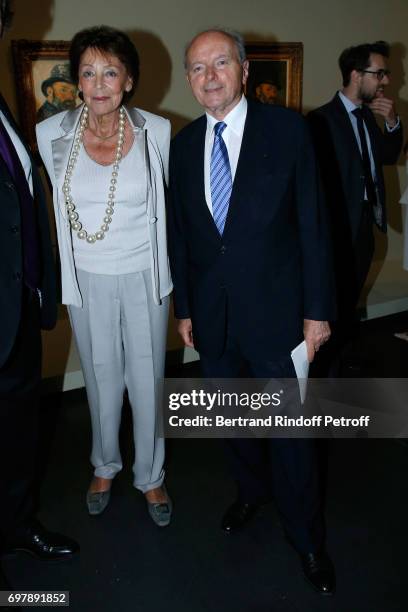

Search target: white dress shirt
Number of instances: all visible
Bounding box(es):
[204,95,248,214]
[0,110,33,196]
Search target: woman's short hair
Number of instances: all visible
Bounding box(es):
[69,26,139,102]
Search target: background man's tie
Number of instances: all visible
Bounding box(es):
[352,107,383,227]
[352,107,376,202]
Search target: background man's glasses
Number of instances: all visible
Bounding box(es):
[360,69,391,81]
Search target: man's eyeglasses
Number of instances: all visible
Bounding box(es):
[360,69,391,81]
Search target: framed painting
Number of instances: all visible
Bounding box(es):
[11,40,81,153]
[244,42,303,112]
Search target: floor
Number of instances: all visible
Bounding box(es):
[2,311,408,612]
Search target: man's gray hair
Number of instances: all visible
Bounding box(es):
[184,28,246,71]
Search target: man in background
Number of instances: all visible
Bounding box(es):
[37,63,77,122]
[0,0,78,590]
[254,79,281,105]
[308,41,402,375]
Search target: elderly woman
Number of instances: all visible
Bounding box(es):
[36,26,172,526]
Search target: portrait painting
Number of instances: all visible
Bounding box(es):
[245,42,303,112]
[12,40,81,153]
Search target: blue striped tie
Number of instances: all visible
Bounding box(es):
[210,121,232,235]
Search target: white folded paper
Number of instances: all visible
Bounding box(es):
[291,340,309,404]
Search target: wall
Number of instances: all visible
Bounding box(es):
[1,0,407,387]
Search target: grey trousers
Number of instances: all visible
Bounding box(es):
[68,268,169,493]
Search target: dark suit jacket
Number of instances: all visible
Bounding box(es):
[0,94,56,369]
[168,100,335,361]
[307,92,403,312]
[308,93,402,239]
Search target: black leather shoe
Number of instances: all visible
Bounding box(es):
[221,501,258,533]
[301,552,335,595]
[3,521,79,561]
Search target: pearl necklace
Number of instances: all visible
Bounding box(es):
[62,105,126,244]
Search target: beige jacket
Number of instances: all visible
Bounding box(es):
[36,104,172,306]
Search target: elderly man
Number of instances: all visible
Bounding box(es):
[168,28,336,595]
[308,41,403,375]
[0,0,78,583]
[36,63,77,122]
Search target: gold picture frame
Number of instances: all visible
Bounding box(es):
[11,40,81,153]
[245,42,303,112]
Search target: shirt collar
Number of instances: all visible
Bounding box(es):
[338,90,360,114]
[206,95,248,136]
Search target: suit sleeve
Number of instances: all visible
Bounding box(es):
[295,118,336,321]
[381,121,403,165]
[168,137,190,319]
[33,168,57,330]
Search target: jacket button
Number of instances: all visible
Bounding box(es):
[220,245,226,254]
[10,225,19,234]
[149,217,157,224]
[13,272,22,281]
[5,181,15,190]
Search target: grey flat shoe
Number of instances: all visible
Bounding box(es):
[146,488,173,527]
[86,489,111,516]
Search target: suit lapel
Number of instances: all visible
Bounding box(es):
[51,105,83,190]
[0,152,12,183]
[223,102,272,237]
[190,117,221,238]
[362,107,382,178]
[0,93,34,182]
[0,93,29,155]
[0,93,47,203]
[0,111,12,182]
[331,93,364,165]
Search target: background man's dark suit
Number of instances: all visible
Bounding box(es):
[169,99,335,555]
[308,93,402,371]
[0,93,56,552]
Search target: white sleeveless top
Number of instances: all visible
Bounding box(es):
[71,134,150,274]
